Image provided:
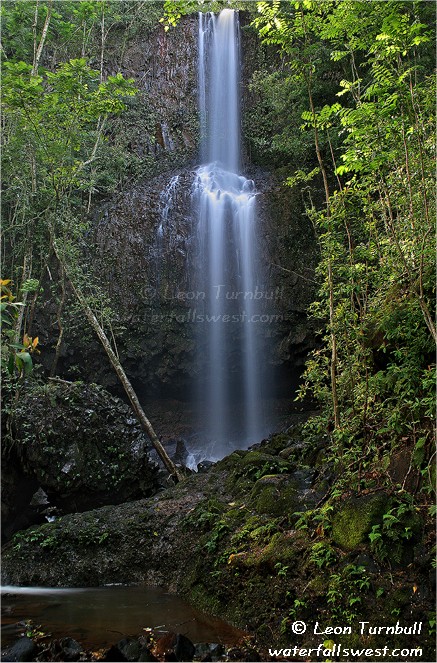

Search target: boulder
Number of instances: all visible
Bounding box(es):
[3,380,159,537]
[331,493,390,550]
[1,637,37,662]
[152,632,195,662]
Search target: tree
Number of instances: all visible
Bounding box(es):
[2,13,183,481]
[252,0,435,490]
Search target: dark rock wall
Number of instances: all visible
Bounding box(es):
[42,14,319,400]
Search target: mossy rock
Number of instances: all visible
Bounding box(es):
[8,380,159,514]
[264,433,294,454]
[214,450,246,471]
[250,474,305,517]
[306,574,329,595]
[224,451,291,496]
[331,493,390,550]
[229,531,309,571]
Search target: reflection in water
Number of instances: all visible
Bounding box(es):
[1,585,245,648]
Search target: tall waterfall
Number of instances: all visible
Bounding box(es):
[193,9,265,456]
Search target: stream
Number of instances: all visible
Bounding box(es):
[1,585,246,649]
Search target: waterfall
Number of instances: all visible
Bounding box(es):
[193,9,265,457]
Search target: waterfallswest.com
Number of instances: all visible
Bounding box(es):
[268,644,423,659]
[268,620,426,660]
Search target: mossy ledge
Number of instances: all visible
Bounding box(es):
[1,431,435,660]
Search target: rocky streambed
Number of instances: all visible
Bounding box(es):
[2,416,435,662]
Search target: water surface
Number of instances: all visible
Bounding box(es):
[1,585,245,648]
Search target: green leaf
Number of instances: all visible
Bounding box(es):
[15,351,33,375]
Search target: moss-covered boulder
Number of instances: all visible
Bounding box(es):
[331,493,390,550]
[250,469,317,516]
[229,530,310,571]
[6,380,159,518]
[218,450,292,495]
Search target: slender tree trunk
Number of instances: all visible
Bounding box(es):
[307,69,340,429]
[14,251,32,345]
[31,0,52,76]
[50,263,66,376]
[53,244,184,482]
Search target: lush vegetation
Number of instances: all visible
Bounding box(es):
[2,0,435,511]
[1,1,142,381]
[250,0,435,503]
[1,2,435,657]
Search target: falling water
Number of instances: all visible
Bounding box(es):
[193,10,265,457]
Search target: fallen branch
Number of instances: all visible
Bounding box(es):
[52,241,184,483]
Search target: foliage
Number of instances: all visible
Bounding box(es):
[252,0,436,497]
[1,2,140,381]
[327,564,371,623]
[161,0,257,30]
[0,279,40,377]
[368,499,420,564]
[308,541,337,569]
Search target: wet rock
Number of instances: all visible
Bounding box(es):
[29,488,49,507]
[39,638,83,661]
[6,380,160,522]
[149,438,193,477]
[193,643,224,661]
[1,636,37,662]
[152,632,195,662]
[116,637,156,662]
[197,460,214,473]
[102,644,128,662]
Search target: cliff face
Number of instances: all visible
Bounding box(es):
[41,14,319,399]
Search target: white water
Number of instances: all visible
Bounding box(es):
[194,10,265,457]
[1,585,83,595]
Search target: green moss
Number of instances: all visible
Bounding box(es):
[250,474,302,516]
[223,451,291,495]
[306,574,329,594]
[331,493,390,550]
[187,584,223,616]
[215,450,246,471]
[229,531,309,571]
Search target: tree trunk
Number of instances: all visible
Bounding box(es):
[307,70,340,429]
[50,263,66,377]
[31,0,52,76]
[53,245,184,483]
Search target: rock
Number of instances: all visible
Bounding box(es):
[221,450,292,495]
[248,466,317,517]
[1,636,37,662]
[278,446,295,460]
[331,493,390,550]
[116,637,156,662]
[193,643,224,661]
[102,644,128,661]
[29,488,49,507]
[353,553,380,574]
[6,381,160,523]
[197,460,214,473]
[152,632,195,662]
[40,638,83,661]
